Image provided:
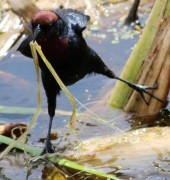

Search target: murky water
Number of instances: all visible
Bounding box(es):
[0,1,169,180]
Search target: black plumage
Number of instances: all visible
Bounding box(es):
[18,9,162,153]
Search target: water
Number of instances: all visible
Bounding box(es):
[0,1,169,180]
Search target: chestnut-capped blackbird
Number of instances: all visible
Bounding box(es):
[18,9,163,154]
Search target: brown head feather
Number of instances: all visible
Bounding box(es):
[32,10,58,25]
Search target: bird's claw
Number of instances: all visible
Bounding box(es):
[141,82,158,90]
[140,91,149,105]
[41,141,55,155]
[115,77,164,105]
[129,83,164,105]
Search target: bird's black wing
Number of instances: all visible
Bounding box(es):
[86,46,115,78]
[52,9,90,34]
[17,35,33,58]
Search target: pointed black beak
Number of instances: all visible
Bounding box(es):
[33,24,41,42]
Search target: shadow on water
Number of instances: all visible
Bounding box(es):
[0,1,170,180]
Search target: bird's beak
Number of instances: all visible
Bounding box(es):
[33,24,41,42]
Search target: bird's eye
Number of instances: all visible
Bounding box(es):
[40,24,50,31]
[40,22,54,31]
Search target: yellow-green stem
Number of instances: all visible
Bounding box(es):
[108,0,166,108]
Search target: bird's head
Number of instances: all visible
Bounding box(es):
[31,10,65,41]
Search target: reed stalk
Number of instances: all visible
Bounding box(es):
[108,0,169,110]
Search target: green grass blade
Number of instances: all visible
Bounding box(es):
[54,157,120,180]
[0,135,41,156]
[0,135,119,180]
[0,106,36,115]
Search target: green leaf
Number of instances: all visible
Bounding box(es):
[0,106,36,115]
[0,135,119,180]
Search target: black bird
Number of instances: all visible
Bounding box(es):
[18,9,162,154]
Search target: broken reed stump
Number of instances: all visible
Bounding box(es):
[125,14,170,115]
[109,0,170,118]
[8,0,39,23]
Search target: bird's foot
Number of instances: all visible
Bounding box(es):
[128,82,164,105]
[41,140,55,155]
[115,77,164,105]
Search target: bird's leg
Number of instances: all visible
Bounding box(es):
[93,62,163,105]
[41,99,56,154]
[93,61,163,105]
[41,72,59,154]
[41,115,55,154]
[114,76,164,105]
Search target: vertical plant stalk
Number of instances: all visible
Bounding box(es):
[125,9,170,114]
[108,0,168,108]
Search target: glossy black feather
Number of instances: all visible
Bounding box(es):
[17,36,34,58]
[17,9,113,116]
[17,8,162,154]
[52,8,90,34]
